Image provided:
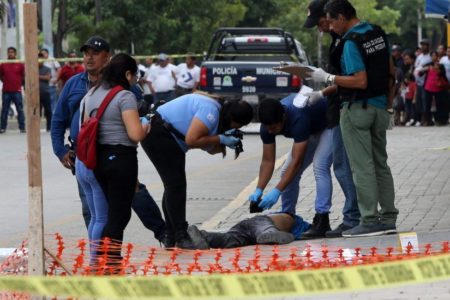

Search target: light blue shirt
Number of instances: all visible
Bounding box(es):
[157,94,221,152]
[341,22,388,109]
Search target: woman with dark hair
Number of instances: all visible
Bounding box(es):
[421,51,449,126]
[77,53,149,267]
[140,92,253,249]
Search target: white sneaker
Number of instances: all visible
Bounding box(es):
[415,122,421,127]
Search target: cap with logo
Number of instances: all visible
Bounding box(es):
[79,36,110,52]
[304,0,329,28]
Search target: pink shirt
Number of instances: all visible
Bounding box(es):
[424,68,444,93]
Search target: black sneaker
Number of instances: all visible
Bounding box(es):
[256,231,295,245]
[342,223,396,238]
[175,230,197,250]
[0,129,5,134]
[163,231,175,249]
[325,223,354,238]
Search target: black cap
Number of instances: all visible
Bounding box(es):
[79,36,110,52]
[304,0,328,28]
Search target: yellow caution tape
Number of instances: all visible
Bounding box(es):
[2,253,449,299]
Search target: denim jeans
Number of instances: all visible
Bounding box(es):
[48,85,58,112]
[1,92,25,130]
[331,125,360,227]
[75,159,109,263]
[76,178,91,229]
[280,132,325,214]
[312,128,333,214]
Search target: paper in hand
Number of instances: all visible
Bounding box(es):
[293,85,313,108]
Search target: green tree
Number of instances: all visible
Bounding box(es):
[268,0,400,65]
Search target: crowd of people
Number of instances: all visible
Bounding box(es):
[0,0,447,268]
[392,40,450,127]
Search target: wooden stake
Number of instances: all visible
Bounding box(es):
[24,3,45,276]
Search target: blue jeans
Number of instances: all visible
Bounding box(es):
[1,92,25,130]
[312,128,333,214]
[75,159,109,263]
[332,125,360,227]
[281,132,326,214]
[48,85,58,112]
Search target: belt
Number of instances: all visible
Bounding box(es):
[151,112,186,142]
[176,86,192,91]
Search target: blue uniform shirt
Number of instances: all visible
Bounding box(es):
[341,22,388,109]
[260,94,327,144]
[157,93,221,152]
[51,72,90,160]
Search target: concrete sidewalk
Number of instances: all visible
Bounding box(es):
[201,126,450,299]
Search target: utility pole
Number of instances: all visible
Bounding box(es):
[417,8,423,45]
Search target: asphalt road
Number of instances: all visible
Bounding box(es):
[0,129,291,248]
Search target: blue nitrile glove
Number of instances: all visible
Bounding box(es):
[219,134,240,149]
[224,128,237,135]
[248,188,263,202]
[140,116,150,125]
[259,188,281,210]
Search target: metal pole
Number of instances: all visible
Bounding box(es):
[24,2,45,276]
[417,8,423,45]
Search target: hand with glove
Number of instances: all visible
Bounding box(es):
[219,134,240,149]
[306,67,335,85]
[140,117,151,133]
[248,188,263,202]
[305,90,323,106]
[258,188,281,210]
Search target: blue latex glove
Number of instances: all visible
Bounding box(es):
[219,134,240,149]
[224,128,237,135]
[248,188,263,202]
[259,188,281,210]
[140,116,150,125]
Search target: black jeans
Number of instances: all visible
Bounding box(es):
[204,216,278,248]
[94,144,137,259]
[141,122,187,234]
[40,91,52,131]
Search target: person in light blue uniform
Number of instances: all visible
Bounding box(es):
[141,92,253,249]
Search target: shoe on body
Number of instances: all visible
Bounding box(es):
[325,223,354,238]
[187,225,209,250]
[342,223,396,238]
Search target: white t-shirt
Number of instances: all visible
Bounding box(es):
[149,64,177,92]
[439,56,450,80]
[142,64,156,95]
[44,59,61,87]
[174,63,200,89]
[414,53,432,86]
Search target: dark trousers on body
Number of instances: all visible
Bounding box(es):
[204,216,278,248]
[94,144,137,261]
[40,91,52,131]
[141,121,187,235]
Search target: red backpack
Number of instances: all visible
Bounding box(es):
[77,85,124,169]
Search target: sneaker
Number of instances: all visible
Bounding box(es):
[256,231,295,245]
[0,129,5,134]
[415,122,421,127]
[20,129,26,133]
[325,223,354,238]
[342,223,396,238]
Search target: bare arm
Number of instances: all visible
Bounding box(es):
[334,71,367,90]
[122,110,149,143]
[275,141,307,191]
[185,117,220,149]
[256,143,276,190]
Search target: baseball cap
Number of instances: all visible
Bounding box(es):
[420,38,430,45]
[304,0,328,28]
[158,53,168,61]
[79,36,110,52]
